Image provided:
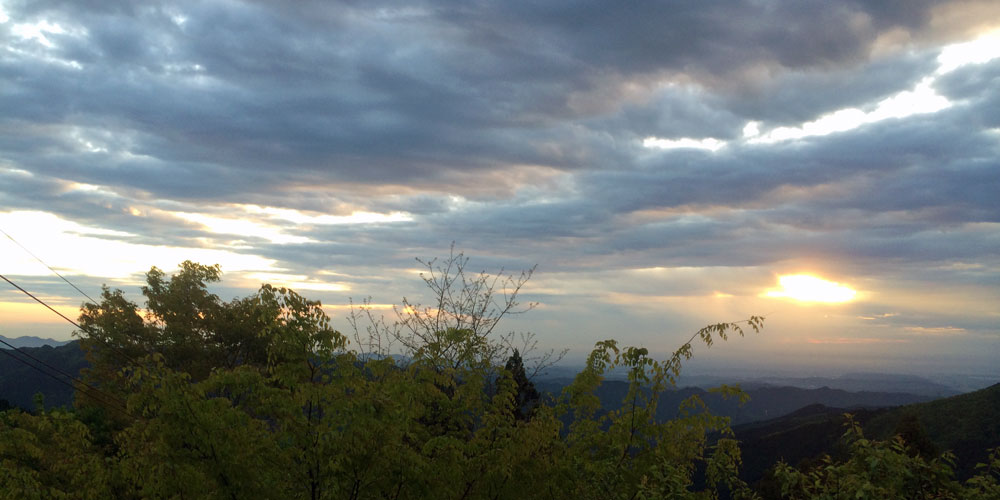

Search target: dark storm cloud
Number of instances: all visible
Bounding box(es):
[2,0,980,202]
[722,51,942,124]
[441,0,940,79]
[2,0,998,289]
[936,58,1000,128]
[401,98,999,273]
[580,99,998,214]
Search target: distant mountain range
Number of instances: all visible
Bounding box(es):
[678,372,962,398]
[0,334,73,349]
[735,382,1000,486]
[0,340,86,409]
[534,366,979,398]
[535,378,935,427]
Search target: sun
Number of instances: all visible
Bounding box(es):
[764,274,857,303]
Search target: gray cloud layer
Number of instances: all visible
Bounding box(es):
[1,1,998,366]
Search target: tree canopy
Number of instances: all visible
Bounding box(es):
[1,254,997,499]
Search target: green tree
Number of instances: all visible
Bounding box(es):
[0,406,111,499]
[773,416,1000,499]
[894,412,938,459]
[76,262,339,393]
[552,322,764,500]
[502,349,540,421]
[7,254,778,499]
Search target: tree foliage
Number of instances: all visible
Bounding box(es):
[773,417,1000,499]
[502,349,540,422]
[2,253,995,499]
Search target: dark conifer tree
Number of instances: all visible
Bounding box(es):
[503,349,540,421]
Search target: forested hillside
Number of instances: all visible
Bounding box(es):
[735,383,1000,489]
[535,379,931,426]
[0,341,86,408]
[1,343,931,423]
[866,383,1000,477]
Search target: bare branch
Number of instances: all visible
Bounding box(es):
[346,247,546,371]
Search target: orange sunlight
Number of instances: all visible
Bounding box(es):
[764,274,857,303]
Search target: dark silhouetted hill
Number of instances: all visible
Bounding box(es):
[0,334,73,349]
[0,340,87,409]
[536,379,932,426]
[866,382,1000,477]
[736,383,1000,485]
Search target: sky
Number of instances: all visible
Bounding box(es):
[1,0,998,377]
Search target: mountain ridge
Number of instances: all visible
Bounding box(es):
[735,382,1000,486]
[0,334,73,349]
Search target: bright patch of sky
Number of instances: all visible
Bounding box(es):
[648,31,999,150]
[67,181,120,198]
[165,206,411,246]
[9,20,66,48]
[642,136,726,152]
[171,212,316,245]
[240,205,412,225]
[0,301,79,324]
[240,273,349,292]
[936,29,1000,74]
[3,8,89,70]
[904,326,967,335]
[748,77,950,144]
[0,211,277,279]
[69,129,110,154]
[764,274,857,304]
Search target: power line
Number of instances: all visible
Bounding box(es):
[0,273,154,421]
[0,227,99,304]
[0,273,141,370]
[0,335,127,408]
[0,338,134,419]
[0,271,139,418]
[0,273,86,331]
[0,231,145,368]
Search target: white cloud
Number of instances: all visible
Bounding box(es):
[0,211,278,279]
[642,136,726,152]
[747,29,1000,146]
[742,121,761,138]
[749,78,951,144]
[240,272,349,292]
[936,29,1000,75]
[239,205,412,225]
[10,20,65,48]
[171,211,315,245]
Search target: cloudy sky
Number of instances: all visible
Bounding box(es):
[1,0,998,376]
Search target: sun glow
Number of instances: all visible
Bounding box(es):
[764,274,857,303]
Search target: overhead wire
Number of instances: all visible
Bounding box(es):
[0,267,300,479]
[0,231,335,442]
[0,229,160,420]
[0,227,99,304]
[0,232,371,476]
[0,337,134,419]
[0,271,142,368]
[0,335,123,406]
[0,232,316,472]
[0,227,145,367]
[0,273,88,332]
[0,256,136,418]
